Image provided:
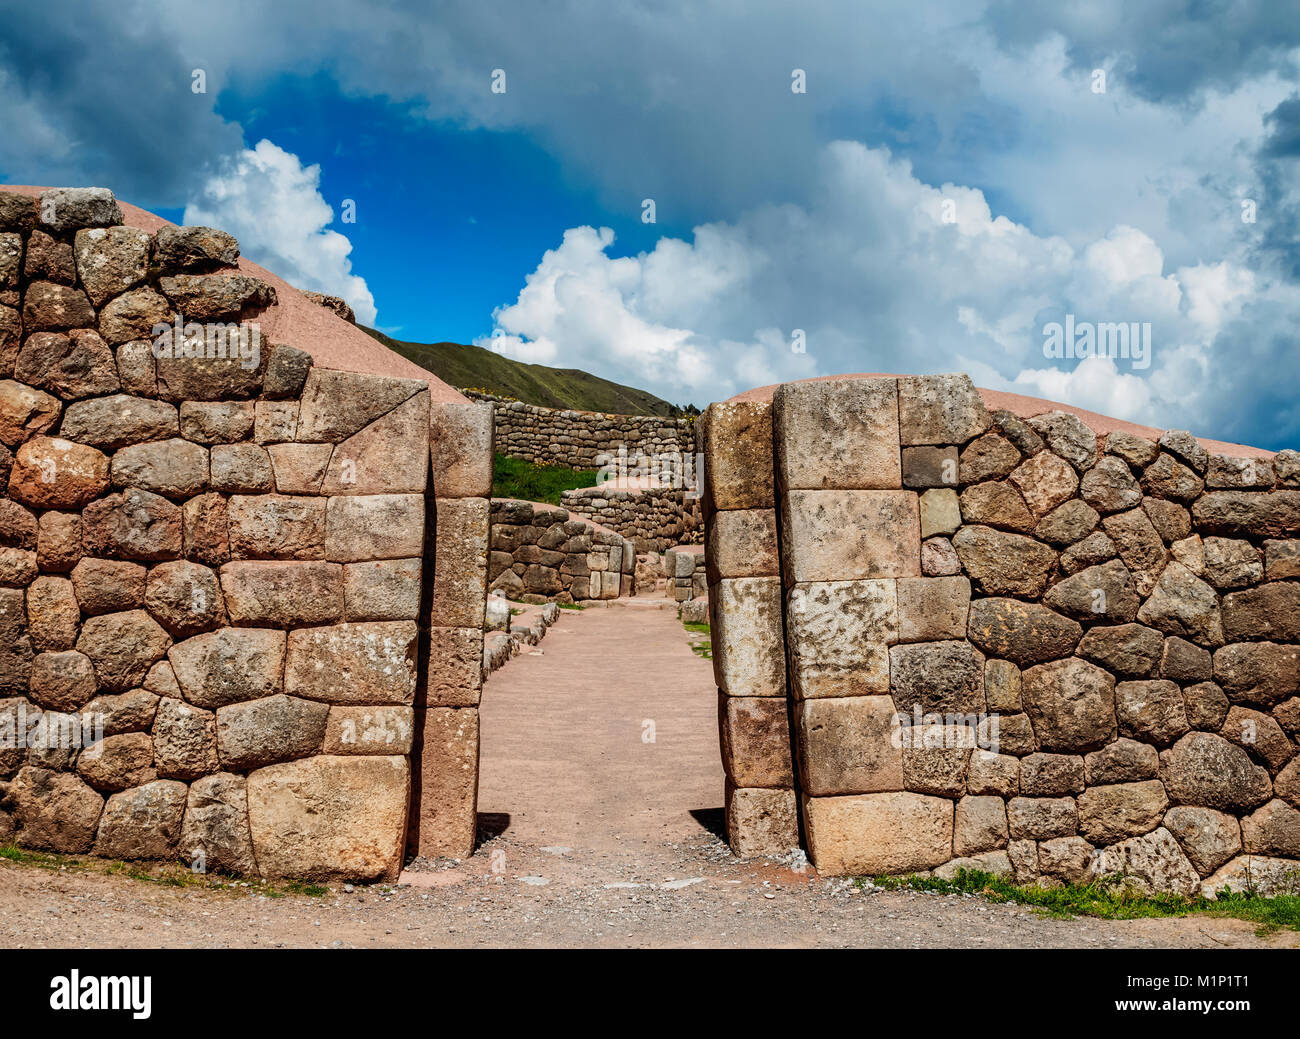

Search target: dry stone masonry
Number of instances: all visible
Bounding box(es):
[704,373,1300,895]
[488,498,634,603]
[561,484,702,553]
[0,188,492,882]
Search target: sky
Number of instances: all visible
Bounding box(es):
[1,1,1299,447]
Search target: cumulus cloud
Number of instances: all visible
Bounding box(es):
[482,140,1288,445]
[183,140,377,325]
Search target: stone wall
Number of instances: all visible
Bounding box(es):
[704,374,1300,895]
[488,498,634,604]
[560,484,702,553]
[0,188,490,882]
[462,389,692,472]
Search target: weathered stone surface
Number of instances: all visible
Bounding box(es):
[1158,430,1208,474]
[1142,452,1204,502]
[919,488,961,538]
[1163,806,1241,876]
[1021,657,1116,753]
[1200,538,1262,591]
[226,494,325,561]
[1009,451,1079,519]
[295,369,422,442]
[724,783,798,857]
[158,272,275,321]
[920,537,961,576]
[93,779,187,860]
[325,494,424,562]
[73,225,149,305]
[0,587,33,694]
[1076,624,1162,678]
[0,545,36,586]
[958,481,1034,532]
[216,694,329,771]
[896,576,970,643]
[82,688,159,736]
[28,650,97,711]
[902,722,971,797]
[1019,753,1085,796]
[182,493,229,567]
[143,659,180,699]
[1089,826,1200,895]
[1142,498,1192,544]
[1060,530,1117,574]
[1274,698,1300,737]
[1184,681,1230,731]
[9,437,109,508]
[952,525,1056,598]
[711,577,786,698]
[342,558,421,621]
[409,706,478,857]
[15,329,119,399]
[22,280,94,331]
[1026,411,1097,471]
[179,772,256,876]
[167,627,285,710]
[1136,562,1223,646]
[706,509,779,581]
[1213,642,1299,708]
[1222,583,1300,644]
[966,598,1081,668]
[1077,780,1168,845]
[98,287,172,345]
[60,394,179,450]
[151,697,217,779]
[984,658,1022,713]
[77,731,156,792]
[143,560,224,638]
[718,694,794,789]
[38,187,121,231]
[1172,533,1204,575]
[781,490,920,582]
[901,446,957,489]
[76,610,170,692]
[428,399,494,498]
[1160,636,1211,684]
[889,640,985,714]
[265,443,331,494]
[422,627,482,707]
[179,400,254,445]
[1159,732,1272,812]
[959,433,1021,483]
[0,191,37,233]
[284,622,419,705]
[110,437,208,498]
[1101,508,1167,595]
[1220,705,1293,773]
[897,374,990,446]
[1264,538,1300,580]
[1007,796,1077,839]
[1201,855,1300,898]
[1085,738,1159,785]
[1080,455,1142,513]
[803,791,954,874]
[432,497,488,628]
[219,560,342,626]
[1045,560,1140,623]
[795,695,900,796]
[953,795,1008,855]
[68,558,144,616]
[1116,679,1189,746]
[701,400,774,512]
[154,225,240,271]
[25,576,77,650]
[774,377,901,489]
[249,754,409,880]
[209,443,273,493]
[0,500,37,550]
[967,750,1019,797]
[155,345,265,402]
[1035,836,1095,884]
[322,390,429,495]
[254,399,297,443]
[83,489,182,561]
[261,343,312,399]
[1035,499,1099,546]
[322,705,415,756]
[10,766,103,852]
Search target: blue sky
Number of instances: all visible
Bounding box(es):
[2,1,1300,446]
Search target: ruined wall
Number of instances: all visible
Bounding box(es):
[560,484,702,553]
[0,188,488,881]
[488,498,634,603]
[463,389,692,472]
[705,374,1300,895]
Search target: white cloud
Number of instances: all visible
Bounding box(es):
[182,140,377,325]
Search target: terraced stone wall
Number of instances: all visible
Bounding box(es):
[488,497,634,603]
[703,374,1300,895]
[560,484,702,553]
[0,188,489,882]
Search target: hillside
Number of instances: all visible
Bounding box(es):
[359,326,679,416]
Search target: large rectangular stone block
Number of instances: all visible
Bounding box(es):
[284,621,419,704]
[325,494,424,562]
[431,496,488,628]
[323,705,415,755]
[219,560,342,626]
[701,400,774,512]
[796,695,903,796]
[227,493,325,560]
[718,692,794,788]
[709,577,786,698]
[423,626,483,707]
[429,400,494,499]
[725,781,799,857]
[803,791,954,875]
[896,575,971,642]
[780,490,920,583]
[342,558,422,621]
[773,377,901,490]
[787,579,897,698]
[705,508,778,582]
[409,706,479,859]
[321,390,429,495]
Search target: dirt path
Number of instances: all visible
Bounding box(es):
[0,600,1295,949]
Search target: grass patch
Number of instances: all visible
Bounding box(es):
[867,868,1300,936]
[681,619,712,660]
[1,843,330,899]
[491,454,600,505]
[557,601,586,610]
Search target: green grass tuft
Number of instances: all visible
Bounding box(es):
[681,619,712,659]
[868,869,1300,935]
[491,454,600,505]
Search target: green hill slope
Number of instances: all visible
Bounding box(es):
[359,326,679,416]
